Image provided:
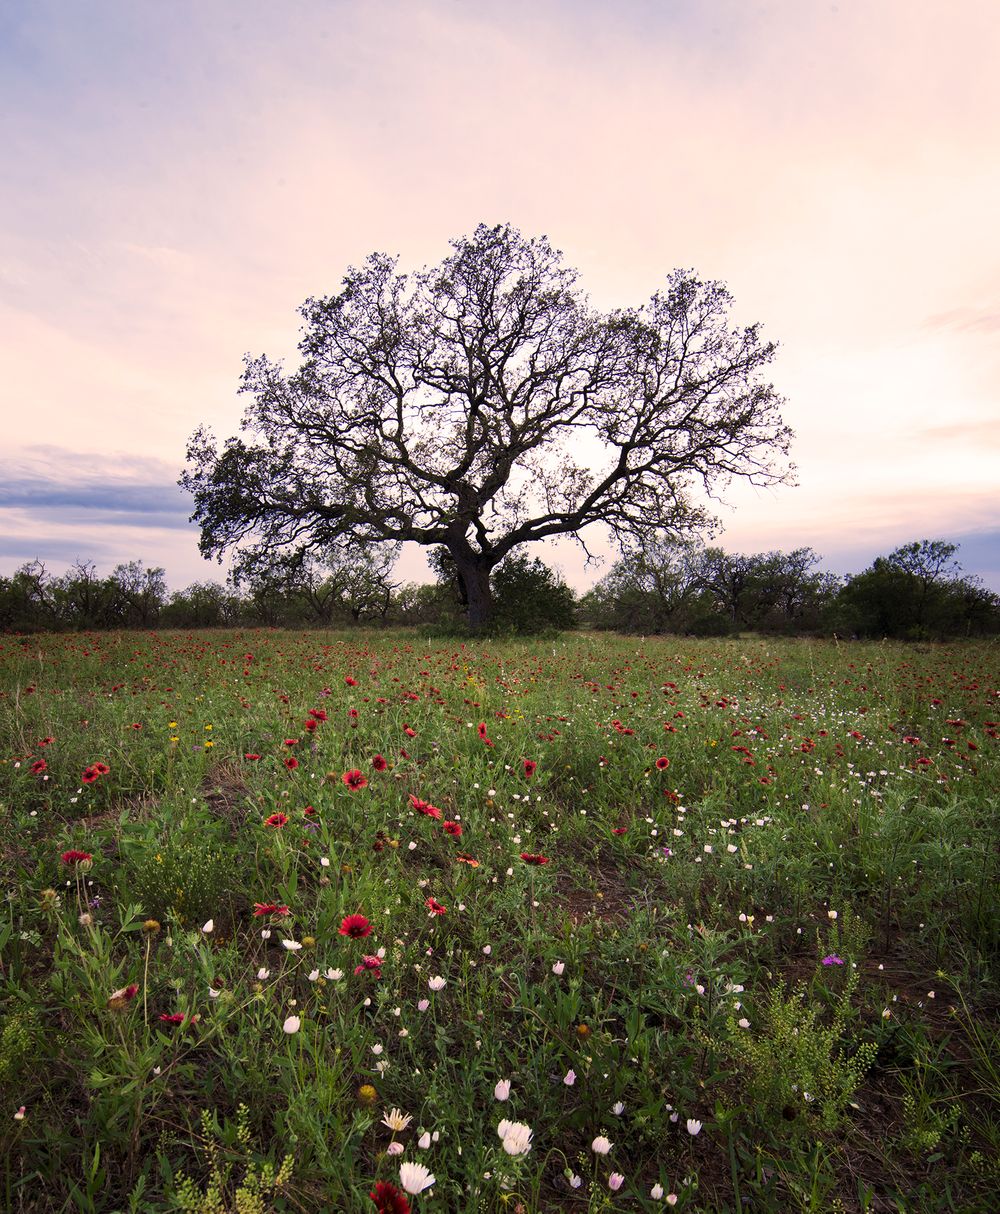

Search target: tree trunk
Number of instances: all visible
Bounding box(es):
[454,557,494,630]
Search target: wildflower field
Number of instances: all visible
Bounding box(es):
[1,630,998,1213]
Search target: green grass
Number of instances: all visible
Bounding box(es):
[1,630,998,1212]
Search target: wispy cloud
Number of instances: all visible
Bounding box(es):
[921,420,1000,447]
[925,307,1000,336]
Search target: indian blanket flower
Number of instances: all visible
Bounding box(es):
[355,955,383,978]
[369,1180,411,1213]
[264,812,289,828]
[253,902,290,917]
[284,756,299,770]
[30,759,47,774]
[61,850,92,866]
[442,820,462,837]
[372,754,388,771]
[398,1161,435,1195]
[655,756,671,770]
[339,914,373,939]
[107,983,139,1010]
[519,852,550,865]
[523,759,537,778]
[425,897,447,917]
[409,795,442,820]
[343,769,369,790]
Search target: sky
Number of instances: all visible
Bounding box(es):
[2,0,998,595]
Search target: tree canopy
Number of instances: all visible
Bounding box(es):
[182,223,793,627]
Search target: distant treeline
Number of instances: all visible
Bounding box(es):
[1,539,997,638]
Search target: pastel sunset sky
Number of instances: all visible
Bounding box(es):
[2,0,998,592]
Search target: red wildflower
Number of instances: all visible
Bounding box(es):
[520,852,550,865]
[158,1012,187,1025]
[343,769,368,791]
[612,827,627,835]
[303,804,317,816]
[425,896,447,916]
[372,754,388,772]
[253,902,290,917]
[354,954,383,978]
[92,762,110,776]
[309,708,328,721]
[339,914,373,939]
[30,759,47,774]
[284,757,299,770]
[61,849,92,865]
[303,718,318,732]
[39,736,55,747]
[345,676,358,686]
[370,1180,411,1214]
[244,753,262,761]
[455,853,480,867]
[284,738,299,747]
[477,722,489,739]
[107,982,140,1009]
[442,820,462,837]
[403,726,417,738]
[81,767,100,783]
[409,795,442,820]
[264,812,289,828]
[129,723,142,730]
[655,756,671,770]
[523,759,537,779]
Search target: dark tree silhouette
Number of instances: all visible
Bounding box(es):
[181,224,793,628]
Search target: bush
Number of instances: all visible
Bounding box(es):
[490,553,576,634]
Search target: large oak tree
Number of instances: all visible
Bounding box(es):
[182,224,793,628]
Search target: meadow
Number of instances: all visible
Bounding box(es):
[1,629,998,1213]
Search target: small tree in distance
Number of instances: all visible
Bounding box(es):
[181,223,794,629]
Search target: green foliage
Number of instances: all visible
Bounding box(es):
[726,969,877,1132]
[173,1106,294,1214]
[117,817,238,925]
[490,552,576,634]
[0,1008,37,1091]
